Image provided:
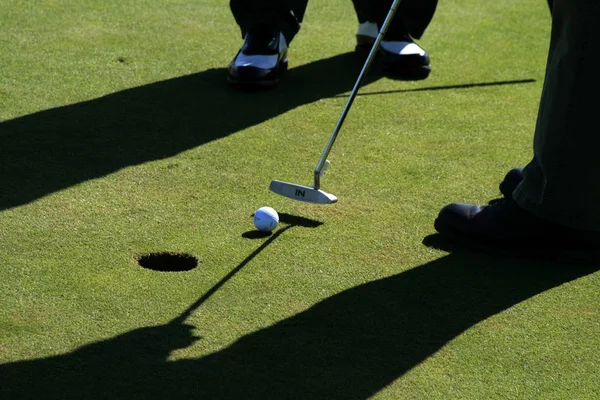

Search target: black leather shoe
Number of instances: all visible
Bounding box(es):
[434,198,600,264]
[499,168,524,198]
[355,22,430,80]
[228,28,288,90]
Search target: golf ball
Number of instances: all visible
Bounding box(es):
[254,206,279,232]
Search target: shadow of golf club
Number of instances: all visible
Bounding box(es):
[173,212,323,324]
[2,241,596,399]
[340,78,537,97]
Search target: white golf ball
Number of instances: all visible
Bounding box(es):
[253,206,279,232]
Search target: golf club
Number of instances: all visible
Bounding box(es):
[270,0,403,204]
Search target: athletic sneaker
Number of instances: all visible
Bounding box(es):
[355,22,431,80]
[227,28,288,90]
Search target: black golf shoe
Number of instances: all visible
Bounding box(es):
[355,22,430,80]
[499,167,524,198]
[228,28,288,90]
[434,197,600,264]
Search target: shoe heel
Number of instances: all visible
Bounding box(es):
[355,35,375,55]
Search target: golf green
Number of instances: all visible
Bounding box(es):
[1,0,598,398]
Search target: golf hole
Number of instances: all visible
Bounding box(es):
[136,252,198,272]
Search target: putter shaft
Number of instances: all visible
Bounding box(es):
[313,0,403,190]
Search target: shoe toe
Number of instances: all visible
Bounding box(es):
[227,31,288,90]
[228,58,287,89]
[438,202,483,221]
[228,63,276,81]
[380,47,431,80]
[435,203,484,234]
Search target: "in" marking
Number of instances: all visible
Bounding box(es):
[295,189,306,197]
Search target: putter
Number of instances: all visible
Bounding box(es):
[270,0,403,204]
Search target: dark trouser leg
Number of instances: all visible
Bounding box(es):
[230,0,309,44]
[351,0,438,39]
[513,0,600,231]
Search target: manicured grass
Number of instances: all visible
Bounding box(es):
[1,0,599,399]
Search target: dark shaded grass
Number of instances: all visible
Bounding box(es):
[0,53,536,213]
[0,53,373,212]
[2,244,595,399]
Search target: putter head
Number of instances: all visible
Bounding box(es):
[269,180,338,204]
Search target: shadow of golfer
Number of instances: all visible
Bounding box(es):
[0,52,536,212]
[0,52,374,212]
[2,239,596,399]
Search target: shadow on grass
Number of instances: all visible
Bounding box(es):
[0,52,374,212]
[175,213,321,324]
[2,234,597,399]
[242,213,324,239]
[348,78,537,97]
[173,224,293,325]
[1,52,535,212]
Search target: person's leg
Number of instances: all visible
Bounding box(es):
[228,0,309,89]
[433,0,600,263]
[352,0,437,39]
[512,0,600,231]
[352,0,438,80]
[230,0,308,45]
